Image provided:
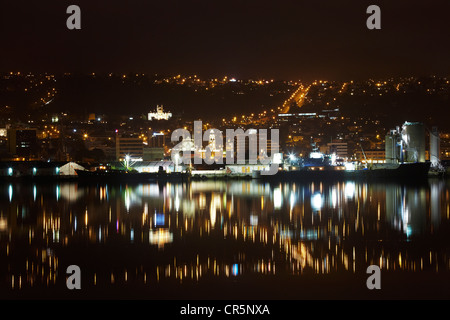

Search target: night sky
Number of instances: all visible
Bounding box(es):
[1,0,450,81]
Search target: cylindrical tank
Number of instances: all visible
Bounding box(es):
[385,130,400,163]
[430,126,440,167]
[402,122,425,163]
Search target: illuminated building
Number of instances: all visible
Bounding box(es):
[144,132,166,161]
[327,142,348,160]
[224,163,273,175]
[354,149,385,163]
[148,105,172,121]
[149,132,166,147]
[115,135,143,161]
[385,128,402,164]
[386,122,426,163]
[430,127,440,168]
[402,122,426,163]
[130,160,176,173]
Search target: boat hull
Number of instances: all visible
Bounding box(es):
[262,162,432,182]
[75,170,189,183]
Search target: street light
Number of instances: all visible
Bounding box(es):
[125,155,130,170]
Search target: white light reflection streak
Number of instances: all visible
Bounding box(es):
[331,187,337,208]
[345,182,355,199]
[311,193,323,212]
[274,187,282,209]
[125,188,130,213]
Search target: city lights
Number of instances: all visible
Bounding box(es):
[1,1,450,304]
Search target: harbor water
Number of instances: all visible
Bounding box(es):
[1,179,450,299]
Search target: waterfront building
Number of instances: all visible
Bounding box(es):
[386,122,426,163]
[130,160,177,173]
[115,135,144,161]
[402,122,426,163]
[354,149,385,163]
[143,147,165,161]
[430,126,440,168]
[327,142,348,160]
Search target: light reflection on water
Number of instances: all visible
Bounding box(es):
[1,179,450,298]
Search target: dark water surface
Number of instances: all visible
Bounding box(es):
[1,179,450,299]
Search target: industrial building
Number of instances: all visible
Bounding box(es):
[129,160,178,173]
[0,161,83,178]
[430,126,440,168]
[385,122,427,164]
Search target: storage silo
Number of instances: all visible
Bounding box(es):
[385,129,400,163]
[430,126,440,168]
[402,122,425,163]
